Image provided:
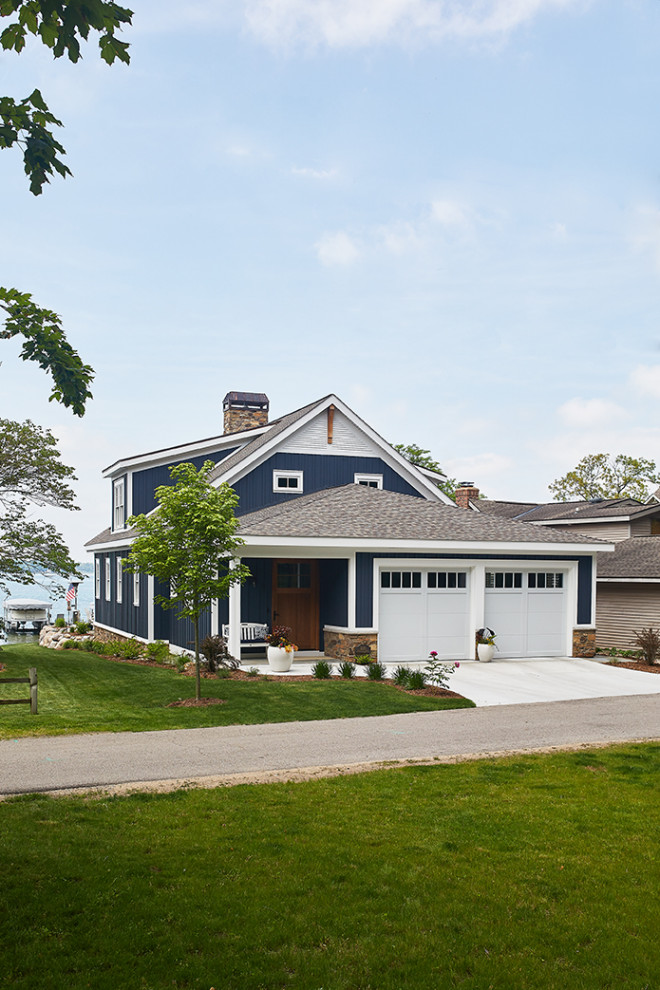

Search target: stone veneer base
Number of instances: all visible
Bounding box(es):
[572,627,596,658]
[324,630,378,662]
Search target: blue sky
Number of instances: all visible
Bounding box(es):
[3,0,660,558]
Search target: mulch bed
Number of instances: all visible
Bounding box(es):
[606,660,660,675]
[167,697,227,708]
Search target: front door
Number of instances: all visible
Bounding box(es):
[272,560,319,650]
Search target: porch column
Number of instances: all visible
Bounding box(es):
[147,575,155,642]
[228,562,241,662]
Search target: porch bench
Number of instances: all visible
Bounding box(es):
[221,622,269,658]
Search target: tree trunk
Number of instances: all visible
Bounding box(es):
[194,613,201,701]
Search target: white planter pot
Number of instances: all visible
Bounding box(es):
[477,643,495,663]
[267,645,293,672]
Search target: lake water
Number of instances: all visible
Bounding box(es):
[2,564,94,644]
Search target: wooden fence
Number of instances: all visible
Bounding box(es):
[0,667,37,714]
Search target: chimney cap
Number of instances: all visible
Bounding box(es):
[457,481,476,488]
[223,391,269,411]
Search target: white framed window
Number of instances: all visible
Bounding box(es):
[354,473,383,489]
[486,571,523,590]
[272,470,303,493]
[133,569,140,606]
[113,478,125,530]
[380,570,422,590]
[116,558,123,604]
[105,557,111,601]
[95,558,101,599]
[528,572,564,590]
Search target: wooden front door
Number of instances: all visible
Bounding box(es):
[272,560,319,651]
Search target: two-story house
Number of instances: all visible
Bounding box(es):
[85,392,612,663]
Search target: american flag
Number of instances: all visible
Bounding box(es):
[65,582,77,604]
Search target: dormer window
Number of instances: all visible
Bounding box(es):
[273,470,303,494]
[113,479,125,530]
[354,473,383,489]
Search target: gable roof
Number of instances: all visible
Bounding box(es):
[237,485,613,548]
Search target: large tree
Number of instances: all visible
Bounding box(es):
[0,417,80,592]
[1,0,133,414]
[126,462,250,701]
[549,453,660,502]
[393,443,458,502]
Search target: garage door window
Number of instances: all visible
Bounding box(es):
[380,570,422,589]
[528,572,563,589]
[427,571,467,589]
[486,571,523,589]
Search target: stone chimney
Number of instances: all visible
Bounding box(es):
[223,391,269,435]
[455,481,479,509]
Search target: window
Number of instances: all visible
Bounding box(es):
[354,473,383,489]
[133,569,140,606]
[273,470,303,493]
[113,478,125,530]
[380,571,422,589]
[276,562,312,589]
[485,571,523,589]
[116,558,123,604]
[95,558,101,599]
[105,557,111,601]
[427,571,467,590]
[528,572,563,589]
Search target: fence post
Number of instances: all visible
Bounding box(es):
[29,667,37,715]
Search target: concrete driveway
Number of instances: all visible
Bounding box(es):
[448,657,660,706]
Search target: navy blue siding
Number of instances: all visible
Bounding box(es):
[233,453,423,516]
[94,551,148,639]
[356,552,594,628]
[240,558,272,628]
[319,559,348,636]
[168,604,211,651]
[131,449,238,517]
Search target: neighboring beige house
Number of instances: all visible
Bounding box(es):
[458,486,660,650]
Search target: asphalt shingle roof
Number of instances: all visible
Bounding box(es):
[597,537,660,579]
[237,485,610,544]
[476,498,655,522]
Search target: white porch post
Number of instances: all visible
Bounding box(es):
[211,570,219,637]
[147,575,155,642]
[228,562,241,662]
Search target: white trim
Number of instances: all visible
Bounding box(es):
[354,473,383,489]
[126,471,133,520]
[116,557,123,604]
[102,428,265,476]
[228,564,241,661]
[323,625,377,634]
[95,558,101,599]
[105,557,111,602]
[147,575,154,641]
[239,535,614,554]
[133,568,140,607]
[113,478,126,531]
[598,576,660,583]
[272,469,303,493]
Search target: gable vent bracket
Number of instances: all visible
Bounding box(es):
[327,404,335,444]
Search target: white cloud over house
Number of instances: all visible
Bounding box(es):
[557,397,627,429]
[315,231,361,265]
[629,364,660,400]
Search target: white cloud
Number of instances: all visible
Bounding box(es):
[557,397,626,429]
[377,221,421,255]
[291,166,337,179]
[629,364,660,399]
[243,0,580,49]
[315,231,361,265]
[430,199,472,229]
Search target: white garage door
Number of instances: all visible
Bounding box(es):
[484,570,567,657]
[378,568,471,663]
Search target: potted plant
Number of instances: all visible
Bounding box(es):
[266,625,298,672]
[476,627,496,662]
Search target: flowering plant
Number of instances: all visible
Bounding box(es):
[425,651,460,689]
[476,627,496,646]
[267,625,297,650]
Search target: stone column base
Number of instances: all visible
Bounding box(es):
[323,630,378,662]
[573,628,596,658]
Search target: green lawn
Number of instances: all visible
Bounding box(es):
[1,744,658,989]
[0,644,473,737]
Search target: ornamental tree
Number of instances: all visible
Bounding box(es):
[0,417,80,592]
[126,462,250,701]
[549,453,660,502]
[392,443,458,502]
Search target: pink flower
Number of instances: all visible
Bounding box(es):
[455,662,460,668]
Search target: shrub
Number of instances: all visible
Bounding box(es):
[54,617,67,628]
[633,627,660,665]
[246,667,260,678]
[425,653,460,689]
[199,635,240,672]
[354,654,373,665]
[312,660,333,679]
[338,660,356,679]
[366,661,387,680]
[118,638,143,660]
[392,664,413,686]
[62,639,81,650]
[74,621,91,635]
[405,669,427,690]
[145,640,171,663]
